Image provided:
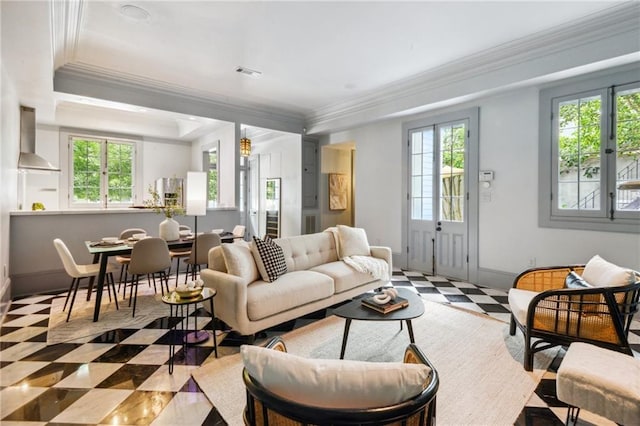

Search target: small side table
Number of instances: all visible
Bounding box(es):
[161,287,218,374]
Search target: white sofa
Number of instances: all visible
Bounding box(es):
[200,230,392,337]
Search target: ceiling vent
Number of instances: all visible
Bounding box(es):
[235,66,262,78]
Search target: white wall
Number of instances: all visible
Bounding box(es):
[192,122,236,208]
[320,82,640,284]
[1,38,19,316]
[252,133,302,237]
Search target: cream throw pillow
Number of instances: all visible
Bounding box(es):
[582,255,633,287]
[221,243,259,284]
[337,225,370,258]
[241,344,431,409]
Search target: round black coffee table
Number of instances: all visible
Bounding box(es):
[333,287,424,359]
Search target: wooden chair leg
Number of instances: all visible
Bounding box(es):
[524,331,534,371]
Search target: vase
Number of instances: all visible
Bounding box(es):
[159,217,180,241]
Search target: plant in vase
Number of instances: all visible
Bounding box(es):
[144,185,185,241]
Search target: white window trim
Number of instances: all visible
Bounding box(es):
[62,129,143,209]
[539,66,640,233]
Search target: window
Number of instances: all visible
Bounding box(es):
[204,146,219,208]
[71,136,136,208]
[540,67,640,233]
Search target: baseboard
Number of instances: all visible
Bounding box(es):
[476,268,516,290]
[0,277,12,324]
[10,269,70,298]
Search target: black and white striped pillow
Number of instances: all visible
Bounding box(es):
[252,235,287,282]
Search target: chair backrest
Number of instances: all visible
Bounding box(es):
[179,225,191,232]
[53,238,82,278]
[188,233,221,265]
[119,228,147,239]
[128,237,171,275]
[233,225,246,237]
[242,337,439,426]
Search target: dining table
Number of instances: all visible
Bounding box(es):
[85,233,234,322]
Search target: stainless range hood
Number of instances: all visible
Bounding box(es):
[18,106,60,172]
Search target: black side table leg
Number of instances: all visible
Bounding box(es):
[406,319,416,343]
[339,319,352,360]
[209,299,218,358]
[168,305,176,374]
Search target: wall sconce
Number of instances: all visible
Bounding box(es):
[240,129,251,157]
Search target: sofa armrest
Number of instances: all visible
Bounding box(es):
[513,265,585,292]
[370,246,392,272]
[200,268,249,331]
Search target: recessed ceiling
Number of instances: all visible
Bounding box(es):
[1,1,637,139]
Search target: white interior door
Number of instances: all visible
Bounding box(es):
[248,156,260,239]
[408,127,436,273]
[408,120,468,280]
[435,121,468,280]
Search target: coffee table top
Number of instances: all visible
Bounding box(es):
[333,288,424,321]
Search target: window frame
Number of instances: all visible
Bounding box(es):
[68,135,138,209]
[539,66,640,233]
[203,140,220,208]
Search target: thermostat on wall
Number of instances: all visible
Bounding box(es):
[479,170,494,181]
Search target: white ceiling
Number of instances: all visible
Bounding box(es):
[2,0,637,140]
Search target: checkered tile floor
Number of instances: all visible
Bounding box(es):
[1,269,638,425]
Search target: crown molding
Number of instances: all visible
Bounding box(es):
[51,0,83,69]
[306,2,640,133]
[54,63,306,133]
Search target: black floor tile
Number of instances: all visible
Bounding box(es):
[90,328,139,344]
[26,331,48,342]
[477,303,511,313]
[21,343,81,361]
[15,362,82,388]
[96,363,160,389]
[2,387,89,422]
[93,344,147,363]
[513,407,564,426]
[444,294,473,303]
[458,288,486,295]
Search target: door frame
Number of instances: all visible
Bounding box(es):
[401,107,479,283]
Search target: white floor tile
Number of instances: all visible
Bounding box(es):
[50,388,133,424]
[0,327,47,342]
[0,342,48,362]
[0,361,50,387]
[137,365,196,392]
[126,344,171,365]
[55,343,116,363]
[0,385,48,416]
[150,391,213,426]
[53,362,124,388]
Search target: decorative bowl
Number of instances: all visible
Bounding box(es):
[132,233,147,240]
[101,237,119,243]
[179,230,191,237]
[175,287,203,299]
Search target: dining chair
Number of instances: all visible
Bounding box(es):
[169,224,193,285]
[182,232,221,282]
[126,237,171,317]
[53,238,119,322]
[115,228,147,296]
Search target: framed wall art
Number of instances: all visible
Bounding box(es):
[329,173,348,211]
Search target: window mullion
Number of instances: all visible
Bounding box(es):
[102,140,108,208]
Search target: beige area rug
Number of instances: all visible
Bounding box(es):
[47,286,169,345]
[191,300,556,426]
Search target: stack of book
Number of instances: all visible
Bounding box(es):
[361,295,409,314]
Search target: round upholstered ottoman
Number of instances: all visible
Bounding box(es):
[557,342,640,425]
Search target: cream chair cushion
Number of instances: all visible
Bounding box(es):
[241,344,431,409]
[582,255,633,287]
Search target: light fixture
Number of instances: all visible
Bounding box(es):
[240,129,251,157]
[186,171,208,278]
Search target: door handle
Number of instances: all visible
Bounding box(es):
[436,226,442,231]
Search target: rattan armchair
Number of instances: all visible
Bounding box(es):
[509,265,640,371]
[243,336,439,426]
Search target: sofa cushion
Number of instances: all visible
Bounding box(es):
[582,255,634,287]
[246,271,334,321]
[337,225,371,258]
[221,242,259,284]
[310,261,376,293]
[252,236,288,282]
[241,344,431,409]
[208,246,227,273]
[274,233,338,272]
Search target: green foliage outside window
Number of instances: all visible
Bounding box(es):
[72,138,135,206]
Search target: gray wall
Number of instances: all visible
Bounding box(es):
[10,209,240,297]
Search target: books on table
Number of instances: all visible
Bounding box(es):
[361,295,409,314]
